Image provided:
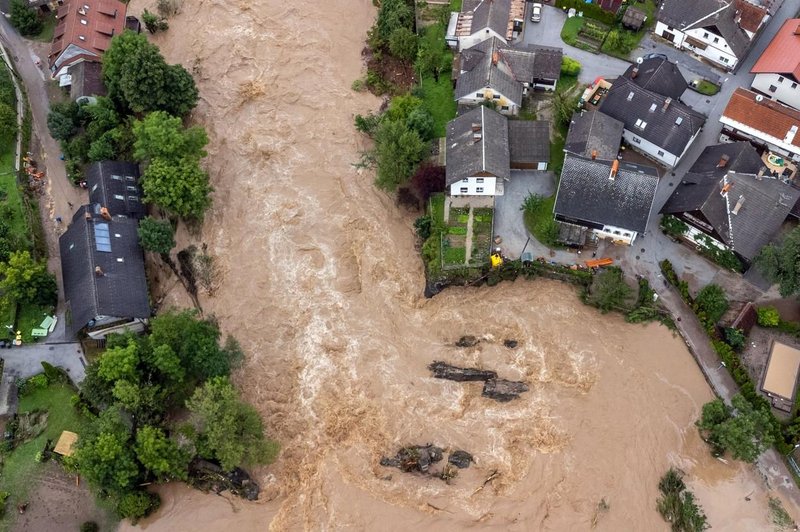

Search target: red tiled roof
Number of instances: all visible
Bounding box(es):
[49,0,127,69]
[722,88,800,149]
[734,0,767,34]
[751,18,800,79]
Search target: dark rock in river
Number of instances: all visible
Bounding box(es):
[188,458,260,501]
[455,335,480,347]
[448,450,473,469]
[482,379,529,402]
[381,444,444,473]
[503,339,518,348]
[428,361,497,382]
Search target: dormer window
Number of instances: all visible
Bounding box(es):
[78,35,86,41]
[80,19,87,25]
[627,91,634,101]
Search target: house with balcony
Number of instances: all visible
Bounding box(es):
[661,142,800,265]
[750,19,800,111]
[445,106,549,197]
[454,37,562,115]
[653,0,767,71]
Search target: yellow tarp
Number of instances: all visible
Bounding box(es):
[53,430,78,457]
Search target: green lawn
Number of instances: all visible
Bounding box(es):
[32,14,57,43]
[18,302,52,343]
[692,79,721,95]
[418,25,456,138]
[523,194,560,248]
[561,16,584,46]
[0,384,87,528]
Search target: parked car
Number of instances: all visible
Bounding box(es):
[531,3,542,22]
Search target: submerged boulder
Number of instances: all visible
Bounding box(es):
[455,335,480,347]
[428,361,497,382]
[380,444,444,473]
[448,450,473,469]
[188,458,260,501]
[503,339,518,349]
[482,379,529,402]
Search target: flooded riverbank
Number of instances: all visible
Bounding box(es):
[123,0,796,529]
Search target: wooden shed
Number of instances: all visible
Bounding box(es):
[53,431,78,457]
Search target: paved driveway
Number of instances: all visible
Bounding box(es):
[494,171,555,259]
[515,5,630,84]
[2,342,85,383]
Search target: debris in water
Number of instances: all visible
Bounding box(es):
[448,450,473,469]
[482,379,529,402]
[440,463,458,484]
[188,459,260,501]
[503,339,518,348]
[455,335,480,347]
[472,469,501,495]
[428,361,497,382]
[380,444,443,473]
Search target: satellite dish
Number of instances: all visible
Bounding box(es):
[636,57,643,64]
[755,94,764,102]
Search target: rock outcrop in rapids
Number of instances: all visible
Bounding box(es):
[380,444,443,473]
[482,379,529,402]
[428,362,529,402]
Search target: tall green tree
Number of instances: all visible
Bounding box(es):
[133,111,208,162]
[9,0,41,36]
[148,310,232,380]
[585,267,632,313]
[375,0,414,43]
[141,156,211,219]
[135,426,190,481]
[76,407,140,492]
[388,27,418,62]
[756,226,800,296]
[374,119,426,191]
[186,377,279,471]
[0,250,57,307]
[697,395,776,462]
[693,284,728,324]
[138,216,176,255]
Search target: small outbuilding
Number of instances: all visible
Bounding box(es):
[54,430,79,457]
[761,340,800,412]
[622,6,647,31]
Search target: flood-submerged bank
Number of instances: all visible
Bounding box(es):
[121,0,795,528]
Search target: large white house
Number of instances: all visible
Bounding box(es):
[445,106,549,197]
[750,19,800,110]
[598,76,705,168]
[653,0,767,71]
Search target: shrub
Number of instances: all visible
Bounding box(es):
[756,306,780,327]
[660,215,688,239]
[656,468,708,532]
[9,0,42,36]
[414,215,432,240]
[19,373,48,396]
[560,56,581,77]
[80,523,100,532]
[723,327,745,351]
[116,491,161,523]
[694,284,728,325]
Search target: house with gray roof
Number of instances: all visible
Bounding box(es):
[59,205,150,339]
[455,38,561,115]
[86,161,144,219]
[623,55,687,100]
[654,0,767,71]
[661,141,798,264]
[446,106,549,196]
[564,110,624,160]
[445,0,525,50]
[598,76,705,168]
[553,154,659,246]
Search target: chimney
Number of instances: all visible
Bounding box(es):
[609,159,619,180]
[731,195,745,215]
[100,207,111,221]
[631,67,639,79]
[756,167,765,180]
[471,122,482,132]
[717,154,730,168]
[720,182,732,196]
[591,149,597,160]
[95,266,104,277]
[662,97,672,111]
[492,51,499,65]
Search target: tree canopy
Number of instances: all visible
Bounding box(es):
[373,119,426,191]
[585,267,632,313]
[756,227,800,296]
[102,31,198,116]
[0,251,57,307]
[693,284,728,324]
[9,0,42,36]
[138,217,176,255]
[697,395,776,462]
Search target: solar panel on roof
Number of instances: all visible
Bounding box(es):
[94,223,111,252]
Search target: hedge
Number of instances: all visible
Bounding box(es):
[555,0,617,25]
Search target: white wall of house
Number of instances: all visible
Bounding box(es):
[720,115,800,161]
[450,176,498,196]
[653,21,739,70]
[683,224,727,250]
[593,224,637,245]
[457,87,518,115]
[458,28,506,51]
[752,73,800,110]
[622,129,681,168]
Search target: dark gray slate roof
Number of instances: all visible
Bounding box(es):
[554,154,659,233]
[623,55,687,99]
[564,110,624,160]
[469,0,512,39]
[660,141,794,261]
[657,0,729,31]
[599,76,705,156]
[456,38,524,106]
[446,106,510,185]
[59,206,150,336]
[692,3,752,58]
[508,120,550,164]
[86,161,144,218]
[69,61,106,100]
[661,171,800,261]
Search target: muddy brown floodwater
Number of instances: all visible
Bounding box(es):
[123,0,797,530]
